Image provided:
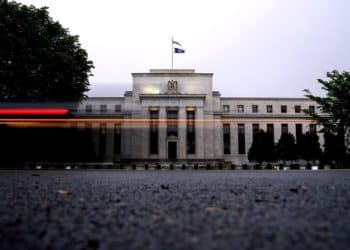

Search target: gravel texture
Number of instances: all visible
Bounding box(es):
[0,170,350,250]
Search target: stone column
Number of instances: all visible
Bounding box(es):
[213,116,223,159]
[231,122,239,165]
[158,107,167,160]
[275,123,282,144]
[196,107,204,159]
[290,122,297,139]
[141,109,149,159]
[318,124,325,151]
[203,113,215,159]
[92,122,100,158]
[246,123,253,159]
[121,115,131,159]
[105,122,114,162]
[178,107,187,160]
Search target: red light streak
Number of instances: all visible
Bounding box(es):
[0,108,69,116]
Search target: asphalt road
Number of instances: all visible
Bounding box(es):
[0,170,350,250]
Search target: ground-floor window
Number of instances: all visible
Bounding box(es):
[167,109,178,137]
[252,123,259,140]
[296,124,302,144]
[99,123,107,157]
[186,109,196,154]
[114,124,121,154]
[309,124,317,134]
[281,124,288,134]
[150,109,159,154]
[267,124,274,139]
[238,124,245,154]
[223,124,231,154]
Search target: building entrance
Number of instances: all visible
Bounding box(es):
[168,141,177,161]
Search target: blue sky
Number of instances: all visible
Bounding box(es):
[19,0,350,97]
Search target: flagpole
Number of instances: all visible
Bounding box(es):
[171,37,173,69]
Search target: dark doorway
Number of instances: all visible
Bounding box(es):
[168,141,177,161]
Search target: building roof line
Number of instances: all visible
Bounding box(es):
[221,97,310,101]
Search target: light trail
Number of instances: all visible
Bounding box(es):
[0,108,69,115]
[0,117,317,128]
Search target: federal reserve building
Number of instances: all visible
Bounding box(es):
[71,69,320,166]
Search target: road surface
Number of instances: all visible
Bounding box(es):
[0,170,349,250]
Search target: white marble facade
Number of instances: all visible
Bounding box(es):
[74,69,320,165]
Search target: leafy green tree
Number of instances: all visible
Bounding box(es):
[299,132,322,165]
[248,130,276,165]
[322,132,344,167]
[248,130,266,165]
[276,133,297,165]
[0,0,94,101]
[265,130,276,163]
[304,70,350,167]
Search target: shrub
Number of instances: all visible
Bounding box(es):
[254,164,261,170]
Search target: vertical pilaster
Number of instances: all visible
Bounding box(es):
[159,107,167,159]
[275,123,282,144]
[92,122,100,158]
[317,124,325,151]
[203,114,215,158]
[246,123,253,157]
[105,122,114,162]
[141,109,149,158]
[196,107,204,159]
[178,107,186,159]
[214,116,223,159]
[122,115,131,159]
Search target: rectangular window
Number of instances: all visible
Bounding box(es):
[252,105,259,113]
[310,124,317,134]
[86,104,92,112]
[267,124,274,143]
[237,105,244,113]
[223,124,231,154]
[267,105,273,113]
[252,123,259,139]
[186,109,196,154]
[238,124,245,154]
[281,105,287,113]
[167,109,178,137]
[100,104,107,113]
[223,105,230,113]
[114,124,121,154]
[281,124,288,134]
[99,123,107,157]
[296,124,302,144]
[115,104,121,112]
[150,109,159,154]
[85,123,93,140]
[295,105,301,113]
[309,105,315,113]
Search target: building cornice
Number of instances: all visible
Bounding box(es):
[139,94,207,99]
[220,97,310,101]
[85,97,124,100]
[221,114,315,119]
[132,73,213,77]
